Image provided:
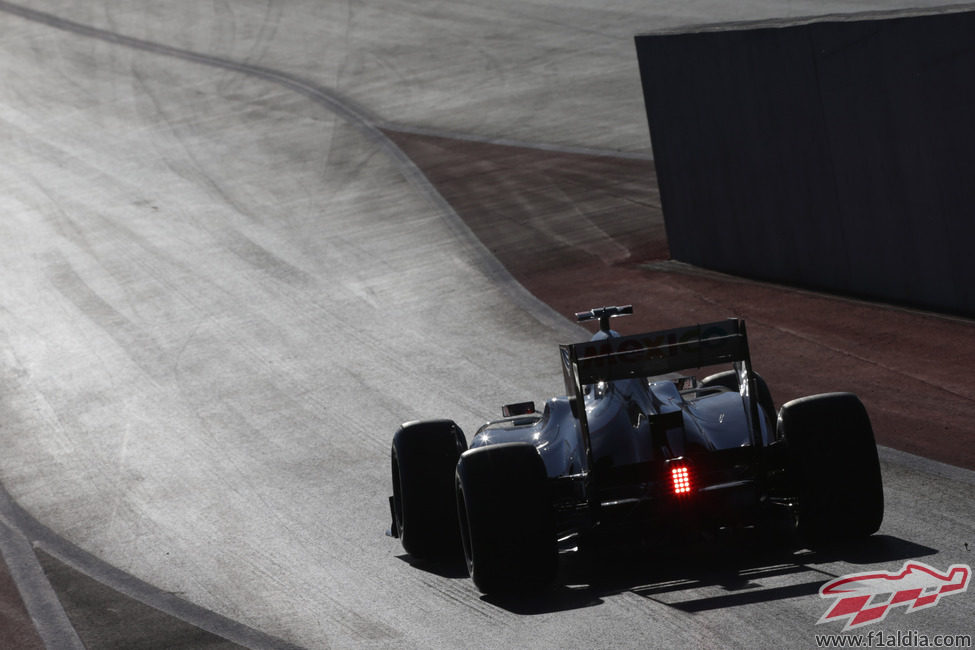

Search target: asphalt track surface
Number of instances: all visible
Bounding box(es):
[0,1,973,648]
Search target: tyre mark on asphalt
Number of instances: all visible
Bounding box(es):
[0,0,578,339]
[45,251,169,379]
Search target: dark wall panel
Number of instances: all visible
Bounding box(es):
[636,10,975,315]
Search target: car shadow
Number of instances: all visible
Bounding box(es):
[394,553,470,580]
[481,533,938,616]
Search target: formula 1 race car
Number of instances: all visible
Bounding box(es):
[388,306,884,594]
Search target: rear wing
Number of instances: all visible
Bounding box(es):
[560,318,750,388]
[560,319,761,471]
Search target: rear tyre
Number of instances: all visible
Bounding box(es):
[778,393,883,546]
[391,420,467,560]
[455,443,557,594]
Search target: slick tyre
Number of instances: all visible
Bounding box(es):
[778,393,884,546]
[455,443,557,594]
[391,420,467,560]
[700,369,775,426]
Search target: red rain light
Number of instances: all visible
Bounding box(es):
[671,465,692,495]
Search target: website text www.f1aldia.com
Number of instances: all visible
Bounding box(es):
[815,630,973,648]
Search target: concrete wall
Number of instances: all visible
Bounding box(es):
[636,9,975,316]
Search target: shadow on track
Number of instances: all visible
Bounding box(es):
[401,532,938,616]
[394,554,470,580]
